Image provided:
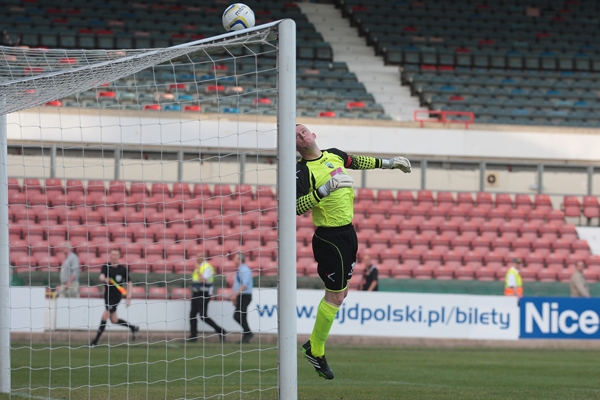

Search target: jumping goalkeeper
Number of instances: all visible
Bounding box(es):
[295,123,411,380]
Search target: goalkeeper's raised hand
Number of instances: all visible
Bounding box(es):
[382,156,411,173]
[317,173,354,198]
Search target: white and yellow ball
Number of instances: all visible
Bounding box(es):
[222,3,255,32]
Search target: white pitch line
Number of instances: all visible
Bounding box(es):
[10,391,64,400]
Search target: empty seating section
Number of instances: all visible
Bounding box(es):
[336,0,600,126]
[1,0,387,120]
[9,179,278,287]
[8,177,600,284]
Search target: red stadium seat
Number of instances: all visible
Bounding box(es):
[45,178,64,195]
[559,224,578,241]
[423,220,442,238]
[476,192,493,208]
[572,239,591,257]
[479,222,500,240]
[79,286,102,299]
[86,180,106,195]
[454,264,476,280]
[396,190,415,205]
[475,265,497,281]
[23,178,43,195]
[390,260,415,279]
[494,193,513,211]
[409,234,430,253]
[170,287,191,300]
[416,190,434,207]
[456,192,475,210]
[436,191,455,208]
[376,189,395,205]
[520,263,543,281]
[562,196,581,219]
[519,222,539,241]
[192,183,212,199]
[413,262,434,280]
[534,194,553,213]
[515,194,533,212]
[172,182,192,199]
[148,286,168,300]
[129,286,146,299]
[8,177,21,192]
[427,205,448,223]
[537,264,561,282]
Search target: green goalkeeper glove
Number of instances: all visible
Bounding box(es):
[382,156,411,173]
[317,173,354,197]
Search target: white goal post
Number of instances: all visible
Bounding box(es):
[0,19,297,399]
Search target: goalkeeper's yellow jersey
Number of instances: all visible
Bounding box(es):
[296,148,381,227]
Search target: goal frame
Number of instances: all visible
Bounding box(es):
[0,19,297,399]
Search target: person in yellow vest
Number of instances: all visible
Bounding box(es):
[189,252,226,342]
[504,258,523,298]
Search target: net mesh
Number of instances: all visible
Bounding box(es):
[0,29,275,114]
[4,23,283,399]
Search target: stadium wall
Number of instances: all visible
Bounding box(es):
[8,109,600,162]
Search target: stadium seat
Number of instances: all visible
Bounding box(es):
[170,287,191,300]
[396,190,415,205]
[456,192,475,210]
[562,195,582,219]
[129,286,146,299]
[148,286,168,300]
[454,263,475,280]
[494,193,513,210]
[79,286,102,299]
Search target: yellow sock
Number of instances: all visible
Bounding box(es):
[309,298,339,357]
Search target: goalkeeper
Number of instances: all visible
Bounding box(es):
[296,124,411,380]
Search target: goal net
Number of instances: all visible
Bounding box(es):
[0,19,297,399]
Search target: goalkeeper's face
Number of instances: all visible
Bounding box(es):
[295,124,316,151]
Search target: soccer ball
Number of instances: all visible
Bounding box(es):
[222,3,255,32]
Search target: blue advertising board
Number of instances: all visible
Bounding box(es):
[520,297,600,339]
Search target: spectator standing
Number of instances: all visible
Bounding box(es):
[231,252,254,343]
[295,123,411,380]
[570,260,590,298]
[89,248,139,347]
[361,255,379,292]
[58,242,80,298]
[504,258,523,298]
[189,252,226,342]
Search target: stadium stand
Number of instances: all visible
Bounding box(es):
[0,0,387,119]
[335,0,600,126]
[7,177,600,286]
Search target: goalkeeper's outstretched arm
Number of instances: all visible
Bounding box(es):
[348,155,412,173]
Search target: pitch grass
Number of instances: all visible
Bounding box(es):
[5,342,600,400]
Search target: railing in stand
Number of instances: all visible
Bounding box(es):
[414,110,475,129]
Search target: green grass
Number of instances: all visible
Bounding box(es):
[4,342,600,400]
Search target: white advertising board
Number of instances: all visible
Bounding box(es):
[10,287,46,332]
[52,289,519,340]
[253,289,520,340]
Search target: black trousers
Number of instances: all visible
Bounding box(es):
[233,293,252,334]
[190,290,224,338]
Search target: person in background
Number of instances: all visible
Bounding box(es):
[570,260,590,298]
[231,252,254,343]
[361,254,379,292]
[189,252,226,342]
[295,123,411,380]
[58,242,80,298]
[90,248,139,347]
[504,258,523,298]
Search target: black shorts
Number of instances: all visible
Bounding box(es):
[312,224,358,292]
[104,295,122,313]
